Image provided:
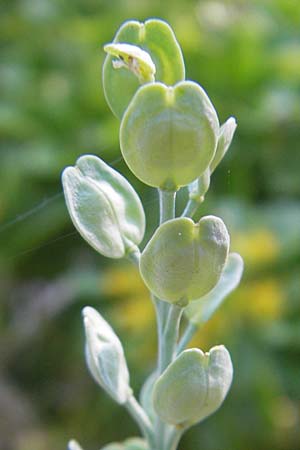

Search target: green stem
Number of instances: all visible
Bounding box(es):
[159,304,183,373]
[165,428,184,450]
[126,244,140,266]
[177,322,197,354]
[159,189,176,224]
[181,198,202,218]
[125,395,155,447]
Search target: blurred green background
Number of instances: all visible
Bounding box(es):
[1,0,300,449]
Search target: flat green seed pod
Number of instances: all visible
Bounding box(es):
[152,346,233,427]
[120,81,219,190]
[185,253,244,325]
[62,155,145,258]
[124,438,148,450]
[103,19,185,119]
[140,216,230,304]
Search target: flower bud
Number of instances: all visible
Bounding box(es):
[68,440,84,450]
[103,18,185,119]
[104,43,156,83]
[62,155,145,259]
[187,117,237,201]
[188,167,211,203]
[185,253,244,325]
[152,346,233,427]
[83,307,132,404]
[210,117,237,173]
[101,438,147,450]
[120,81,219,190]
[140,216,230,305]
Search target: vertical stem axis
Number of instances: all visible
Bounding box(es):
[177,322,197,354]
[159,189,176,224]
[125,396,156,448]
[159,305,183,373]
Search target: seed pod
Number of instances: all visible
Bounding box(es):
[152,346,233,427]
[120,81,219,190]
[62,155,145,259]
[83,307,132,404]
[185,252,244,325]
[140,216,230,305]
[103,18,185,119]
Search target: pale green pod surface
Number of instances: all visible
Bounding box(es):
[120,81,219,190]
[210,117,237,173]
[62,155,145,259]
[124,438,148,450]
[152,346,233,427]
[68,440,84,450]
[83,307,132,404]
[185,253,244,325]
[103,18,185,119]
[140,216,230,305]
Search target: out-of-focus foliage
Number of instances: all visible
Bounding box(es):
[0,1,299,450]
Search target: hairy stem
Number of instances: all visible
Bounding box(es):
[159,189,176,224]
[181,198,202,218]
[177,322,197,354]
[125,395,155,447]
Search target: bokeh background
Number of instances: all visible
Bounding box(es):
[1,0,300,449]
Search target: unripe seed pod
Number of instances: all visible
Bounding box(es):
[140,216,230,305]
[120,81,219,190]
[103,18,185,119]
[152,346,233,427]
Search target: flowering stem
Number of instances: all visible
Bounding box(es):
[181,198,202,218]
[159,189,176,224]
[125,395,155,447]
[159,304,183,373]
[177,322,197,354]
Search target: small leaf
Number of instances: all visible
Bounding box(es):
[120,81,219,190]
[152,346,233,427]
[140,216,230,305]
[83,307,132,404]
[185,253,244,325]
[103,18,185,119]
[62,155,145,259]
